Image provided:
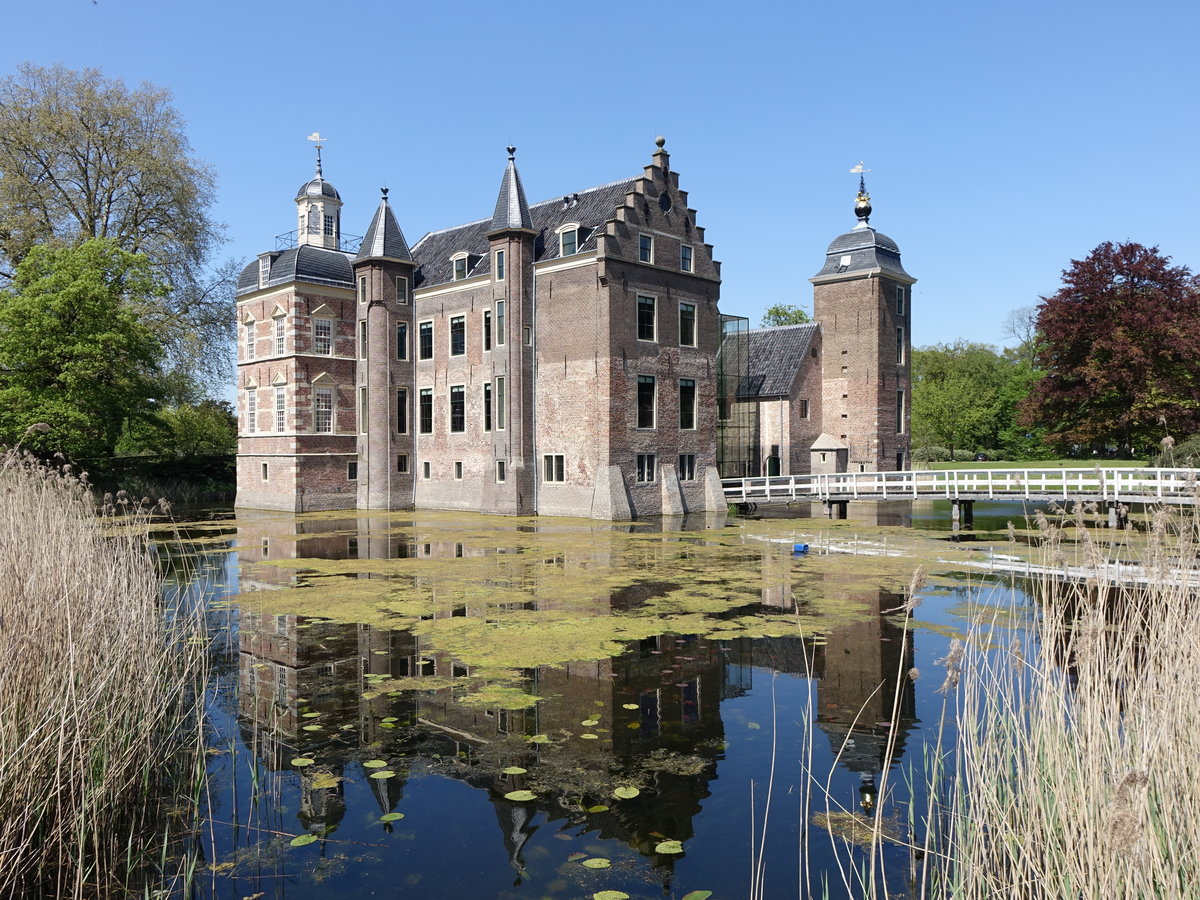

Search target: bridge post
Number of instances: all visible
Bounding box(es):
[823,500,848,520]
[1106,501,1128,529]
[951,499,974,533]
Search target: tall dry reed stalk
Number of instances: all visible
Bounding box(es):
[0,448,207,898]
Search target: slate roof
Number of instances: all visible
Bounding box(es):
[356,197,413,262]
[410,176,639,288]
[236,244,354,296]
[738,324,819,399]
[811,223,912,282]
[295,174,341,202]
[490,154,533,231]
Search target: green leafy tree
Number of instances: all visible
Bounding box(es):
[759,303,812,326]
[1022,242,1200,453]
[912,342,1010,457]
[116,399,237,458]
[0,63,233,381]
[0,239,163,458]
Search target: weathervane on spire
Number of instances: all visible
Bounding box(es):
[307,131,327,176]
[850,161,872,225]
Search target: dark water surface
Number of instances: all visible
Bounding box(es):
[169,505,1031,899]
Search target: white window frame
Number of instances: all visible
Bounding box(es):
[245,389,257,434]
[496,301,506,345]
[418,320,434,360]
[678,454,696,481]
[274,386,286,432]
[637,294,657,342]
[419,388,433,434]
[639,233,653,263]
[359,386,368,433]
[543,454,565,482]
[896,285,905,317]
[396,321,408,360]
[453,461,463,481]
[314,387,333,433]
[358,275,367,304]
[449,384,466,434]
[397,454,409,473]
[679,378,696,430]
[422,460,431,480]
[396,275,409,305]
[495,376,506,431]
[314,316,333,355]
[358,320,367,359]
[396,388,408,434]
[347,461,358,481]
[449,315,466,357]
[636,453,656,483]
[678,302,696,348]
[494,249,505,282]
[244,320,256,361]
[680,244,693,272]
[274,315,286,355]
[258,257,270,288]
[637,375,657,429]
[496,460,506,483]
[452,253,469,281]
[558,224,579,257]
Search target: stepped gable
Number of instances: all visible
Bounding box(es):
[738,324,819,398]
[410,177,639,288]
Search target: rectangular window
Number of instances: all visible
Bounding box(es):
[522,325,531,346]
[678,454,696,481]
[314,387,333,433]
[419,321,433,359]
[483,383,493,431]
[496,301,505,345]
[397,454,408,473]
[561,229,577,256]
[245,390,257,434]
[543,454,565,482]
[483,310,492,351]
[359,386,368,433]
[680,244,693,272]
[358,275,367,304]
[679,302,696,347]
[637,295,656,341]
[679,379,696,430]
[323,214,334,237]
[419,388,433,434]
[314,318,332,355]
[636,453,656,482]
[274,317,285,355]
[495,249,505,281]
[396,322,408,360]
[449,385,465,433]
[396,388,408,434]
[800,398,810,419]
[450,316,465,356]
[637,375,656,428]
[496,460,506,483]
[347,461,358,480]
[454,461,463,480]
[244,322,255,360]
[897,389,905,434]
[639,233,653,263]
[896,285,905,317]
[359,320,367,359]
[897,326,905,364]
[258,257,270,288]
[495,376,506,430]
[274,387,285,432]
[453,256,467,281]
[397,275,409,305]
[422,460,431,479]
[260,462,268,481]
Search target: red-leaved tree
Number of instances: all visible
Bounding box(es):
[1021,242,1200,453]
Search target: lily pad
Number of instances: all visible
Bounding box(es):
[528,734,550,744]
[613,786,640,800]
[581,718,600,726]
[622,703,639,710]
[302,724,323,731]
[289,834,317,847]
[568,851,587,861]
[369,770,396,779]
[594,892,630,900]
[682,891,713,900]
[502,766,527,775]
[655,840,684,854]
[380,812,405,822]
[363,759,387,768]
[587,804,609,813]
[291,757,315,767]
[582,857,611,869]
[302,711,321,718]
[580,733,599,740]
[504,789,536,802]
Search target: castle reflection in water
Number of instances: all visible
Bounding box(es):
[231,506,917,874]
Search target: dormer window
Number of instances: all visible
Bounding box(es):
[559,225,579,257]
[452,253,469,281]
[258,256,271,289]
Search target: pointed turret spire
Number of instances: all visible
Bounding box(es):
[356,187,413,262]
[489,146,533,232]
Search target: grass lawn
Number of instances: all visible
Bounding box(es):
[925,458,1151,470]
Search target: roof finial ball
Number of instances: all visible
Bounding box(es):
[850,161,872,227]
[655,135,666,150]
[507,145,516,161]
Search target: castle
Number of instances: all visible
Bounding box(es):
[234,140,912,519]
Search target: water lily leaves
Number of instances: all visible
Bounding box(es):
[587,804,609,813]
[622,703,639,710]
[527,734,550,744]
[655,840,684,854]
[568,851,588,861]
[581,718,600,726]
[302,724,323,731]
[302,711,321,718]
[363,759,387,768]
[581,857,611,869]
[369,770,396,779]
[594,892,630,900]
[290,757,315,767]
[381,722,396,728]
[289,834,317,847]
[380,812,405,822]
[502,766,527,775]
[613,786,640,800]
[681,891,713,900]
[504,790,536,802]
[579,733,599,740]
[381,716,398,723]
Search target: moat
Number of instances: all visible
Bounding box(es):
[171,502,1038,898]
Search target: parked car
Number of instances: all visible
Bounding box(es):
[973,453,990,462]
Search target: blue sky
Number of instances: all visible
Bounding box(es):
[5,0,1198,351]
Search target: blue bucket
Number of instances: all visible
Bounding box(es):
[792,543,809,555]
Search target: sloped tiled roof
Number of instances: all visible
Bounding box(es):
[811,223,912,282]
[410,177,639,288]
[236,244,354,296]
[739,324,819,398]
[356,197,413,262]
[490,153,533,231]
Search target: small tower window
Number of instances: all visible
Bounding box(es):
[323,214,334,237]
[396,275,409,304]
[494,250,505,281]
[896,286,905,317]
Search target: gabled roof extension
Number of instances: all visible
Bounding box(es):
[738,324,819,399]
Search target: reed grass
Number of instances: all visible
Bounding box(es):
[0,447,208,898]
[823,502,1200,898]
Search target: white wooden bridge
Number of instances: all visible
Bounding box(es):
[723,467,1200,515]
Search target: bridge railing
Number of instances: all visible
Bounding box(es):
[722,468,1200,504]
